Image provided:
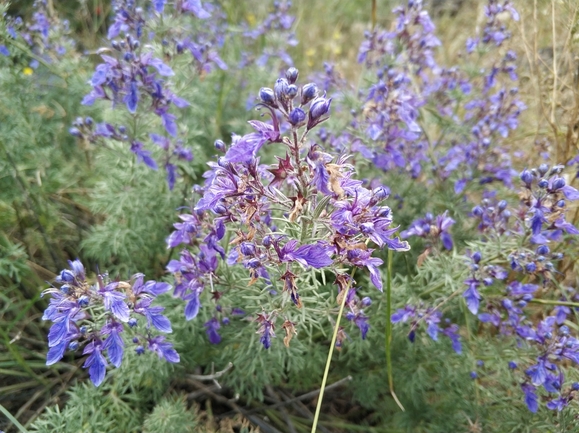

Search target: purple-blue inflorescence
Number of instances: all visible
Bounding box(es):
[43,260,178,387]
[166,67,409,349]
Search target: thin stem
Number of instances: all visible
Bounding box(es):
[0,403,30,433]
[385,248,404,411]
[310,271,355,432]
[530,299,579,308]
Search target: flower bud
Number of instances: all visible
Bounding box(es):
[259,87,276,106]
[301,83,318,105]
[508,361,517,369]
[361,297,372,306]
[286,84,298,99]
[372,186,390,201]
[213,204,227,215]
[69,127,82,137]
[274,78,289,101]
[240,242,256,256]
[69,341,79,351]
[288,107,306,126]
[135,345,145,355]
[79,295,90,307]
[214,139,226,152]
[262,236,272,247]
[483,277,494,286]
[247,258,261,268]
[552,177,565,190]
[520,169,533,185]
[128,318,138,327]
[536,245,549,255]
[307,97,332,129]
[472,206,483,217]
[538,164,549,175]
[538,179,548,188]
[59,269,75,283]
[85,117,93,126]
[60,284,71,294]
[498,200,507,210]
[285,67,299,84]
[472,251,482,264]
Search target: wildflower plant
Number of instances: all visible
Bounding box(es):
[4,0,579,431]
[166,68,410,351]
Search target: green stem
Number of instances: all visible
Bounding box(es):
[385,248,404,411]
[310,271,354,432]
[529,299,579,308]
[0,403,30,433]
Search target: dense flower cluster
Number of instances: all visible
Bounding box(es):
[467,164,579,411]
[166,68,409,348]
[0,0,73,65]
[42,260,178,386]
[351,0,524,194]
[76,1,199,189]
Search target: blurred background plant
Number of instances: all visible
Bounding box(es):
[1,0,579,432]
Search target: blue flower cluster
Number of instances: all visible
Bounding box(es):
[166,68,409,349]
[43,260,177,386]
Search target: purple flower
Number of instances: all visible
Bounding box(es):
[277,240,333,269]
[147,335,180,363]
[223,133,267,164]
[99,283,130,322]
[347,312,370,339]
[101,322,124,368]
[204,317,222,344]
[443,324,462,354]
[547,396,568,411]
[83,339,108,387]
[256,313,276,349]
[463,282,482,314]
[124,81,139,113]
[346,249,384,291]
[522,384,538,413]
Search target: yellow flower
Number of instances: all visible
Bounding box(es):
[23,67,33,76]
